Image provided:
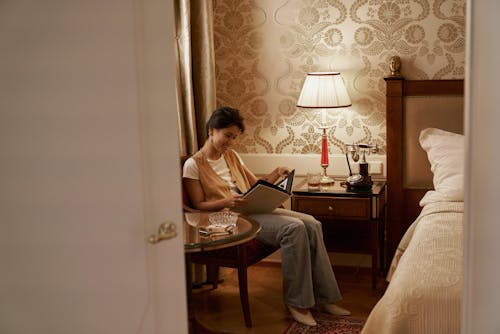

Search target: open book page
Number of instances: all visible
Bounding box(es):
[232,170,295,215]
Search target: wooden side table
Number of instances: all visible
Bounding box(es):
[183,212,267,328]
[292,180,386,289]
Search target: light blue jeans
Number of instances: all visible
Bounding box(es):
[249,208,342,309]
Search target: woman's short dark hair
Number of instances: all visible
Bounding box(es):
[206,106,245,136]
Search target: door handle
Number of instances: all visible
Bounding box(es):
[148,221,178,244]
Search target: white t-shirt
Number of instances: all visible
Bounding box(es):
[183,152,245,195]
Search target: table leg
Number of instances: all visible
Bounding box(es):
[371,218,378,290]
[185,253,192,303]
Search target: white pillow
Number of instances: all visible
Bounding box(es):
[419,128,465,206]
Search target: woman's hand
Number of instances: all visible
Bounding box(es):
[275,167,291,178]
[224,194,246,209]
[261,166,291,184]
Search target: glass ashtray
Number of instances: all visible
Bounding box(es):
[208,211,238,230]
[198,212,238,237]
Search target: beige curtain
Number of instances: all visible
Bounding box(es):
[174,0,217,155]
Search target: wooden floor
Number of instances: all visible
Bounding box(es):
[190,262,388,334]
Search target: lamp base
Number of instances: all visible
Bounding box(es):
[319,127,334,190]
[320,166,335,191]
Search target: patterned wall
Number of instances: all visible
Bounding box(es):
[213,0,465,155]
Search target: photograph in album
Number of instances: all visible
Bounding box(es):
[232,170,295,214]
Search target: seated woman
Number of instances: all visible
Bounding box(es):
[182,106,350,326]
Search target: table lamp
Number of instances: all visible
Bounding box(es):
[297,72,352,186]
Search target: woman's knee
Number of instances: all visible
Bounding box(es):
[285,210,321,227]
[301,214,322,229]
[282,218,306,236]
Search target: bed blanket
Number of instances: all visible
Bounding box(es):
[361,201,463,334]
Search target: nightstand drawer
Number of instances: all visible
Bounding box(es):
[294,196,370,219]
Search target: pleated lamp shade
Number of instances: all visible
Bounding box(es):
[297,72,352,108]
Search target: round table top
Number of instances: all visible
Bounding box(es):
[183,211,261,253]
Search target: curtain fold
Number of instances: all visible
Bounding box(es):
[174,0,216,155]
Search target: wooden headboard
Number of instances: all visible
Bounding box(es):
[384,61,464,269]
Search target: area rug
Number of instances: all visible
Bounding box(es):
[284,312,365,334]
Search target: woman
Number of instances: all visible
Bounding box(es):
[182,106,350,326]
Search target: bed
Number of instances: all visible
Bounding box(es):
[361,58,464,333]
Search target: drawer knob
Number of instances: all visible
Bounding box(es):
[328,206,333,211]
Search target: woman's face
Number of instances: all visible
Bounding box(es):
[209,125,241,153]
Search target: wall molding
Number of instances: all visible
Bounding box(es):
[240,153,386,178]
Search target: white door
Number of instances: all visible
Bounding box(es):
[0,0,187,333]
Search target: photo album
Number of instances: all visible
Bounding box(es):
[232,170,295,214]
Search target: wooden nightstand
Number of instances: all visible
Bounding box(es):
[292,180,386,289]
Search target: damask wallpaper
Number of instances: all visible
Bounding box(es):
[213,0,465,155]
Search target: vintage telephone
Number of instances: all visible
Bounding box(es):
[344,143,378,191]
